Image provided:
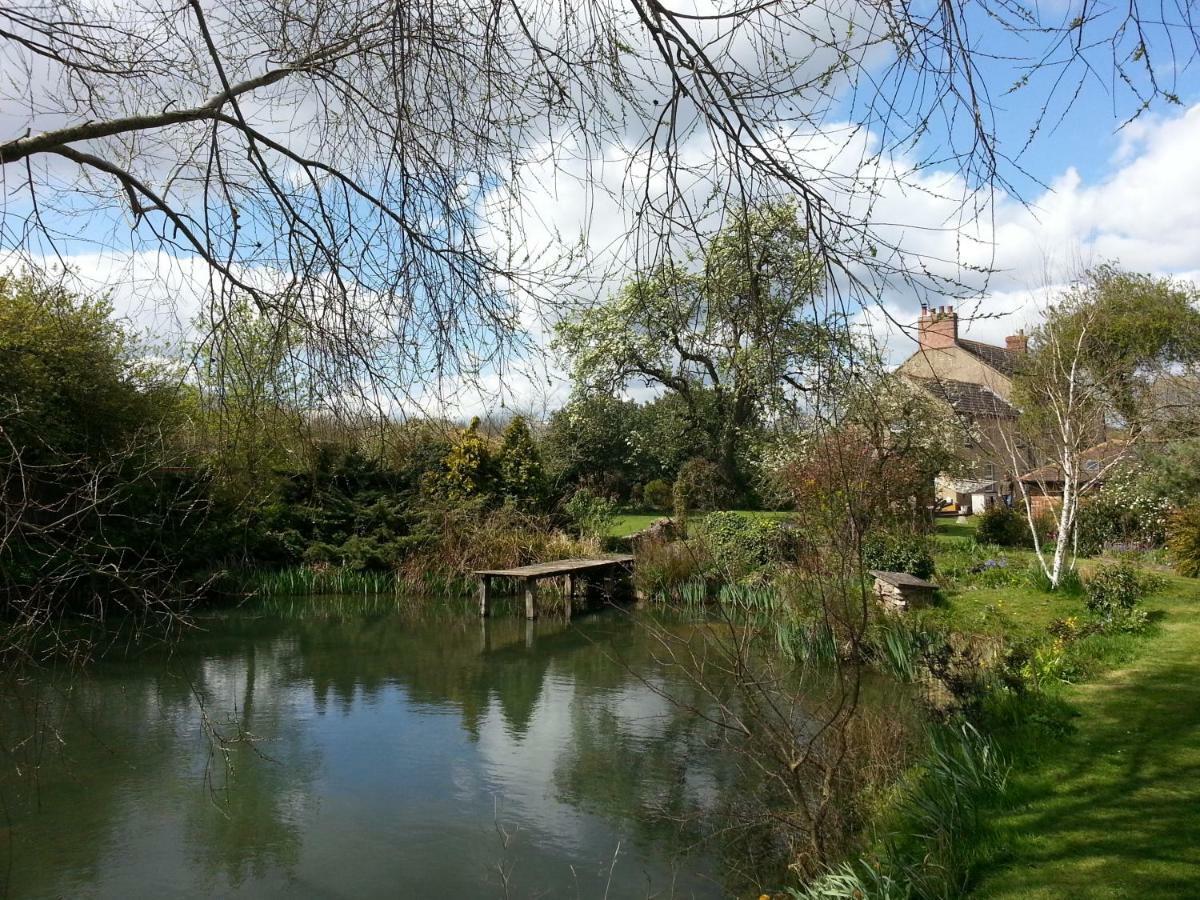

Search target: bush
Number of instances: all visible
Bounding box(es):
[643,478,673,511]
[701,511,791,579]
[1084,561,1159,631]
[975,505,1027,547]
[1167,502,1200,578]
[633,538,711,599]
[862,531,935,580]
[564,487,617,538]
[672,457,732,521]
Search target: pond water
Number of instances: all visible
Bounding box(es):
[0,601,890,898]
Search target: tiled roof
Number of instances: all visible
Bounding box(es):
[1018,441,1127,484]
[956,339,1022,378]
[913,377,1018,418]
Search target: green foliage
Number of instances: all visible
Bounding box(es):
[642,478,672,511]
[0,273,180,459]
[1075,464,1170,553]
[1016,266,1200,429]
[1084,562,1159,631]
[801,723,1008,900]
[673,457,732,521]
[540,394,646,499]
[862,531,935,580]
[246,447,420,572]
[1137,439,1200,501]
[1167,503,1200,578]
[632,540,711,600]
[496,415,546,507]
[0,275,208,621]
[563,487,617,539]
[975,505,1028,547]
[555,201,843,491]
[438,417,495,501]
[701,510,791,579]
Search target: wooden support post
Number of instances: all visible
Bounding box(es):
[564,573,576,620]
[524,576,538,619]
[478,575,492,617]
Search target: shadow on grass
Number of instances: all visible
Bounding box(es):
[974,617,1200,898]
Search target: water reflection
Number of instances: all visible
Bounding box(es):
[0,605,850,898]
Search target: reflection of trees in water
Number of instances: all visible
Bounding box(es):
[177,640,321,892]
[0,627,323,897]
[0,606,905,897]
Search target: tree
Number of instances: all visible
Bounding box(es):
[556,202,841,492]
[0,274,205,658]
[193,297,310,498]
[541,395,643,499]
[999,267,1200,588]
[496,415,547,507]
[0,274,181,460]
[438,418,495,502]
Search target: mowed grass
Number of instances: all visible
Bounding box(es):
[958,575,1200,896]
[608,508,793,537]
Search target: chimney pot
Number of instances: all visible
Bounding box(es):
[918,304,958,351]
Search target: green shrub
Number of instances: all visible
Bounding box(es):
[701,511,790,579]
[564,487,617,538]
[496,415,547,506]
[643,478,673,511]
[1084,561,1158,631]
[862,531,935,580]
[672,457,731,522]
[975,505,1027,547]
[1167,502,1200,578]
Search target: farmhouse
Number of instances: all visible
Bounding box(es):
[895,306,1029,514]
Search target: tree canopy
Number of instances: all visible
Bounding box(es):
[556,202,846,489]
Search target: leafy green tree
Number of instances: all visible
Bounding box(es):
[0,274,181,459]
[193,298,309,496]
[1003,266,1200,587]
[555,201,841,493]
[0,274,205,636]
[541,395,643,499]
[496,415,547,507]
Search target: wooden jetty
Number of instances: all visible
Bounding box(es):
[474,555,635,620]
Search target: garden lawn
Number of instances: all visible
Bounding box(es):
[608,509,792,537]
[971,573,1200,898]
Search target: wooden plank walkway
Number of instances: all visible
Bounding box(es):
[474,555,634,620]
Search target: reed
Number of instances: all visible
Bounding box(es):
[240,566,400,598]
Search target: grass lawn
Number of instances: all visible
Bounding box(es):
[967,572,1200,898]
[934,515,981,544]
[608,508,793,537]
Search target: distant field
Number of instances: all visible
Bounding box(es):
[609,509,793,537]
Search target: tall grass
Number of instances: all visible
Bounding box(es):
[794,722,1009,900]
[240,566,399,598]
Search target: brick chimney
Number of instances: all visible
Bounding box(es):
[917,305,958,351]
[1005,329,1029,353]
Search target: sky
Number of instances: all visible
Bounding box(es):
[4,1,1200,418]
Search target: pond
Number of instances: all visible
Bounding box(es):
[0,600,899,898]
